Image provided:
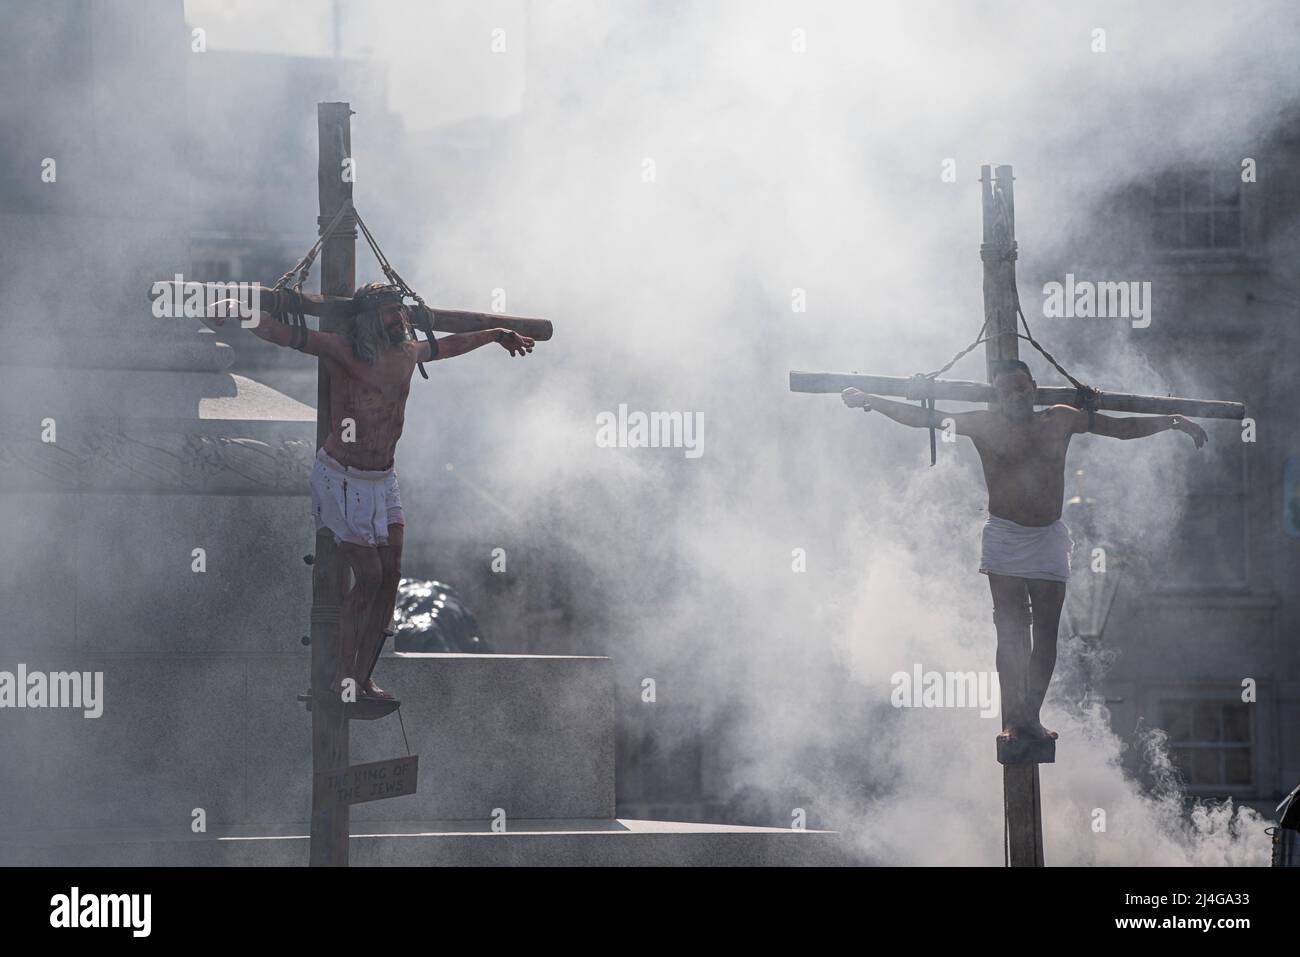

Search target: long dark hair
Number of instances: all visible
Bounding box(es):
[349,309,386,365]
[349,282,408,365]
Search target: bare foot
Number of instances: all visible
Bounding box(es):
[360,678,395,701]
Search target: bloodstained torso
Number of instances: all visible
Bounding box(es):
[320,338,420,470]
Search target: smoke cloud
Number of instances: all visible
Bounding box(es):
[9,0,1283,863]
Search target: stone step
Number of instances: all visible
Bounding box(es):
[0,653,615,829]
[0,820,842,867]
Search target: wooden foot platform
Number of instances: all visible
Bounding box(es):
[996,733,1056,765]
[297,691,400,721]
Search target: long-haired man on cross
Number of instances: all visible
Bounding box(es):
[210,282,536,700]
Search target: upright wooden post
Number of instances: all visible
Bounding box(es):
[1002,762,1045,866]
[981,164,1019,380]
[981,163,1047,867]
[309,101,357,867]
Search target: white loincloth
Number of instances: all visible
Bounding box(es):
[310,447,404,548]
[978,514,1073,583]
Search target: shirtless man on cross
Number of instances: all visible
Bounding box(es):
[842,359,1208,741]
[212,282,535,700]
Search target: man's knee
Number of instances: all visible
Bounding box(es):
[993,607,1032,635]
[346,550,384,600]
[379,554,402,591]
[1027,582,1065,622]
[379,525,404,586]
[378,544,402,590]
[990,583,1031,629]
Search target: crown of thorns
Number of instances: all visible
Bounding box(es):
[352,282,406,310]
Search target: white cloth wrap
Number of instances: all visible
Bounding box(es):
[310,447,404,548]
[978,515,1073,583]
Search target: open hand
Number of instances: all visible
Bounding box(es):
[841,388,872,410]
[1173,416,1208,449]
[497,330,534,356]
[203,298,244,330]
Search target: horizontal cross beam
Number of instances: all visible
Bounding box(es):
[789,371,1245,420]
[153,281,554,340]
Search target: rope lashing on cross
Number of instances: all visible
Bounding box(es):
[1011,282,1103,429]
[352,206,436,379]
[901,373,941,466]
[899,187,1100,465]
[897,318,993,466]
[269,200,437,378]
[268,200,354,352]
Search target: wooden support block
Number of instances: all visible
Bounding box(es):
[997,733,1056,765]
[298,691,401,721]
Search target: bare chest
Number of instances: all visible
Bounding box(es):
[975,419,1070,470]
[329,345,417,412]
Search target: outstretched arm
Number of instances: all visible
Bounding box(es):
[842,389,988,436]
[1059,405,1208,448]
[205,301,351,361]
[416,328,534,362]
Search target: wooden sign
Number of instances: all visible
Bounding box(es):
[315,756,419,807]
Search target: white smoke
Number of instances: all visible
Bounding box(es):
[184,0,1285,864]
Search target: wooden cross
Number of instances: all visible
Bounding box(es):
[790,164,1245,867]
[303,103,555,866]
[790,165,1244,422]
[165,103,553,866]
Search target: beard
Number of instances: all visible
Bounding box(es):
[385,319,411,344]
[348,311,410,364]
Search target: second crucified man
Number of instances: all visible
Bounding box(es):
[842,359,1208,743]
[212,282,536,701]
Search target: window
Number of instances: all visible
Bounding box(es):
[1152,166,1243,251]
[1166,438,1247,586]
[1161,699,1252,788]
[191,258,236,281]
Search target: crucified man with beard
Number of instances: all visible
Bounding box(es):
[211,282,535,700]
[841,359,1208,743]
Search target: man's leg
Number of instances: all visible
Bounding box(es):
[376,521,403,640]
[338,542,384,695]
[988,573,1032,736]
[1024,578,1066,739]
[357,523,403,698]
